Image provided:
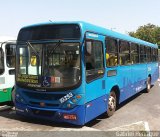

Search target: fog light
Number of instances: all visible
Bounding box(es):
[67,104,71,108]
[63,114,77,120]
[72,99,77,103]
[25,108,28,112]
[16,94,20,97]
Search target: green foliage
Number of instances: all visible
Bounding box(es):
[128,23,160,46]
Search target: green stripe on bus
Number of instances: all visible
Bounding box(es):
[0,88,12,102]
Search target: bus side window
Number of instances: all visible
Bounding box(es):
[0,48,4,74]
[146,46,151,62]
[152,48,157,62]
[106,37,118,67]
[85,40,104,82]
[140,45,146,63]
[119,41,130,65]
[131,43,139,64]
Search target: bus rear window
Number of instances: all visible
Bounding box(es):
[18,24,81,41]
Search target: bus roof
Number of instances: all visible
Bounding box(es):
[21,21,158,48]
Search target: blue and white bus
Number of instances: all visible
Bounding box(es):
[15,22,159,125]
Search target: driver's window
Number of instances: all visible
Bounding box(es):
[85,40,104,82]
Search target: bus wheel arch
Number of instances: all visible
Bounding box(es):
[106,85,120,117]
[146,75,151,93]
[7,87,15,107]
[8,87,15,106]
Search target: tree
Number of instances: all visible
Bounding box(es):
[128,23,160,46]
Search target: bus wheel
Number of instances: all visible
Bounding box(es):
[107,91,116,117]
[146,77,151,93]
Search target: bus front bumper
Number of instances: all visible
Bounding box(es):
[15,102,86,125]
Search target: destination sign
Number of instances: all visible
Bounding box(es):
[17,74,39,84]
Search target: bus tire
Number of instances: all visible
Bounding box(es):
[146,77,151,93]
[107,90,116,117]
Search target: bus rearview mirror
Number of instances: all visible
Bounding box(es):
[86,41,92,55]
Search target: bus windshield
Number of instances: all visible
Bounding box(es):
[16,42,81,90]
[0,47,4,75]
[6,44,16,68]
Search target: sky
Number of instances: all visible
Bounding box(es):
[0,0,160,38]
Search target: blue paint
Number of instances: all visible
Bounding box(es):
[85,95,108,123]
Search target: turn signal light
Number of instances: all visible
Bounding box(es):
[76,95,81,99]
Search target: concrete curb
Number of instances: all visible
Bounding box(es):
[54,121,151,132]
[57,126,100,131]
[106,121,150,131]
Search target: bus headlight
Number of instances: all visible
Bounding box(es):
[67,103,71,108]
[65,94,82,108]
[72,99,77,103]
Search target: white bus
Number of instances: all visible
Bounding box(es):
[0,37,16,105]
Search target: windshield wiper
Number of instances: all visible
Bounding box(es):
[42,40,63,76]
[26,41,40,57]
[48,40,63,56]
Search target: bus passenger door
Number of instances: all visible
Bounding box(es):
[0,44,15,102]
[5,43,16,101]
[84,33,107,123]
[0,46,9,102]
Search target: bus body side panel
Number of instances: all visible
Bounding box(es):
[0,88,11,102]
[84,33,108,123]
[84,94,108,123]
[105,67,119,99]
[118,64,147,103]
[85,66,120,123]
[131,64,147,94]
[147,62,159,84]
[117,66,132,103]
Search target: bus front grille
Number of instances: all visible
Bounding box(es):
[31,109,56,117]
[30,101,59,107]
[22,91,66,108]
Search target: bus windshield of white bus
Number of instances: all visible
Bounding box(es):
[16,41,81,90]
[0,48,4,75]
[6,44,16,68]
